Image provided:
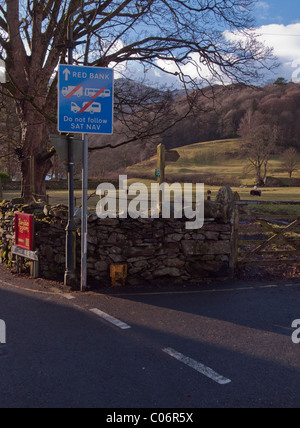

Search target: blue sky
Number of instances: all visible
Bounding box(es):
[251,1,300,84]
[254,0,300,26]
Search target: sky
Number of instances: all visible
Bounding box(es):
[0,1,299,88]
[254,0,300,27]
[252,0,300,84]
[139,0,300,88]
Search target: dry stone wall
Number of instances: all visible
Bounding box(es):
[83,215,233,287]
[0,186,236,288]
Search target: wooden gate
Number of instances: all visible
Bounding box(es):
[234,200,300,268]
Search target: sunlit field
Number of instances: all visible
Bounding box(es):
[3,137,300,210]
[126,138,300,186]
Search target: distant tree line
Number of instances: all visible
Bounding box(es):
[88,81,300,182]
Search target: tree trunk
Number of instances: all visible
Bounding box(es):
[21,154,52,203]
[256,165,262,186]
[17,101,52,203]
[262,161,268,186]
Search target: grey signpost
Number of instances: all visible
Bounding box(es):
[58,58,114,290]
[81,134,88,291]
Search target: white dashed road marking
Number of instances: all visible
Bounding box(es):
[62,294,76,300]
[163,347,232,385]
[90,308,131,330]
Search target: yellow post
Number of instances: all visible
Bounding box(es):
[157,143,165,185]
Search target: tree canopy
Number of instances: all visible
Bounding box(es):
[0,0,274,201]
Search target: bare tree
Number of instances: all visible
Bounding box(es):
[239,111,276,185]
[0,0,274,201]
[280,147,299,179]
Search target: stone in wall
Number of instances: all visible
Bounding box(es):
[0,185,236,288]
[181,239,231,256]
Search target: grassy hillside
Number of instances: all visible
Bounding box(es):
[86,82,300,180]
[126,138,300,187]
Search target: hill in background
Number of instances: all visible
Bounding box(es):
[87,81,300,181]
[126,137,300,187]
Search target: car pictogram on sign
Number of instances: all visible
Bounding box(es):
[71,102,81,113]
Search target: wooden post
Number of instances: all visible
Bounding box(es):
[157,143,165,185]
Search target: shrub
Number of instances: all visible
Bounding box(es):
[0,172,11,183]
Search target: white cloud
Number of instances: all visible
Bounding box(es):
[255,23,300,81]
[256,24,300,58]
[149,23,300,87]
[153,53,229,87]
[118,23,300,88]
[223,23,300,83]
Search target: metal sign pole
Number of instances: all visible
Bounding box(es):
[64,12,77,287]
[81,134,88,291]
[64,134,76,286]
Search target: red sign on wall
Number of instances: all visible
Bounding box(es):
[15,213,34,251]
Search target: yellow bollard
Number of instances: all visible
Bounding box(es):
[110,264,128,287]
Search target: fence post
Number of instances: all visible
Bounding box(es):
[157,143,165,185]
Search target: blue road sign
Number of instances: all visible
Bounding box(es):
[58,65,114,135]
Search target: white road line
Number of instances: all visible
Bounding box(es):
[90,308,131,330]
[62,294,76,300]
[163,347,231,385]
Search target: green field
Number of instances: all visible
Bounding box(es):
[126,138,300,187]
[3,182,300,217]
[3,137,300,209]
[124,138,300,212]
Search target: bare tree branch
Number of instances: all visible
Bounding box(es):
[0,0,275,201]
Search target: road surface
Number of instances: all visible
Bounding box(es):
[0,266,299,408]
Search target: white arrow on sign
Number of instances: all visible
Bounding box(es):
[63,68,71,81]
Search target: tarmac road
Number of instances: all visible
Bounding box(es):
[0,265,300,409]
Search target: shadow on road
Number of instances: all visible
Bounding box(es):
[0,283,299,408]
